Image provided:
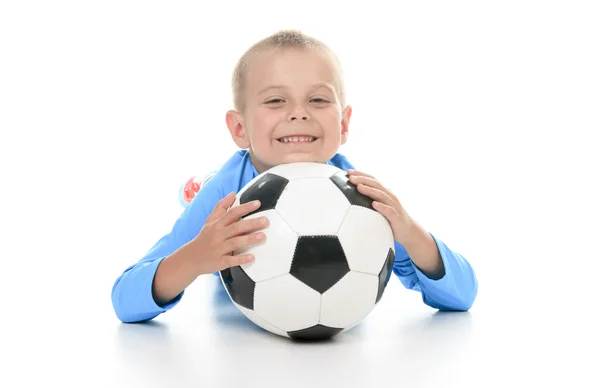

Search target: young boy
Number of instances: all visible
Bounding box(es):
[111,30,478,324]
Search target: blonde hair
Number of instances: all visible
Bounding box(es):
[231,29,346,113]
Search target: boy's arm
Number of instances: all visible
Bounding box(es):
[329,153,478,311]
[392,233,478,311]
[110,185,220,323]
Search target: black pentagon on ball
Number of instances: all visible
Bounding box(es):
[289,235,350,294]
[288,324,344,341]
[329,171,374,209]
[239,173,289,218]
[376,248,395,304]
[220,266,255,310]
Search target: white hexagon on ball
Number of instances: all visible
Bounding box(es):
[234,302,290,338]
[234,209,298,282]
[319,271,379,329]
[253,274,322,332]
[338,205,395,275]
[276,178,350,236]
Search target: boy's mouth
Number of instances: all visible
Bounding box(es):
[277,136,318,143]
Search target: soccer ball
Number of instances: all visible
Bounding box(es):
[219,162,396,341]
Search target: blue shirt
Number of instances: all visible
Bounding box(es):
[111,150,478,323]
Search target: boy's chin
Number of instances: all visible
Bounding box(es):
[278,153,328,165]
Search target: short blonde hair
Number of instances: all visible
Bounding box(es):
[231,29,346,113]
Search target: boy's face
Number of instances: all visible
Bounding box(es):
[226,48,352,174]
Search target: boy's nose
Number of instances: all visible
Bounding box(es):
[290,115,308,121]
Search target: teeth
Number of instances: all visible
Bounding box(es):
[280,136,315,143]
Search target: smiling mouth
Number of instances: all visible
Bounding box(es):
[277,136,318,143]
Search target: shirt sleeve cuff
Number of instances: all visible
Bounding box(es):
[410,233,478,311]
[147,257,184,311]
[115,257,184,322]
[411,233,451,282]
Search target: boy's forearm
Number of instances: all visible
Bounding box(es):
[152,241,200,306]
[403,221,446,280]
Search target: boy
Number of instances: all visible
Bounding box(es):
[111,30,478,324]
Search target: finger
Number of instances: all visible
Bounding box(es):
[220,232,266,255]
[347,169,376,179]
[356,184,395,206]
[348,174,388,193]
[218,253,255,271]
[217,199,261,227]
[206,192,236,223]
[372,201,398,220]
[221,215,269,240]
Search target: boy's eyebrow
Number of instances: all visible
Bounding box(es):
[257,83,335,95]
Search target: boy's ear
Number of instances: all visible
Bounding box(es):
[340,105,352,145]
[226,110,250,149]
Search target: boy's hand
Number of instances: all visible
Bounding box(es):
[346,169,414,244]
[190,192,269,276]
[346,169,445,277]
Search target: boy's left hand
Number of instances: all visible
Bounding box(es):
[347,168,446,278]
[346,169,415,245]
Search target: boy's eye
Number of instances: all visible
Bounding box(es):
[265,98,329,105]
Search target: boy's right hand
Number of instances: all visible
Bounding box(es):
[189,192,268,276]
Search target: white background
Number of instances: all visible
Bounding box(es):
[1,1,599,387]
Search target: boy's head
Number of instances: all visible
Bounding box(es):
[226,30,352,173]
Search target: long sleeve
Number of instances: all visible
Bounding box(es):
[110,183,223,323]
[392,234,478,311]
[111,151,251,323]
